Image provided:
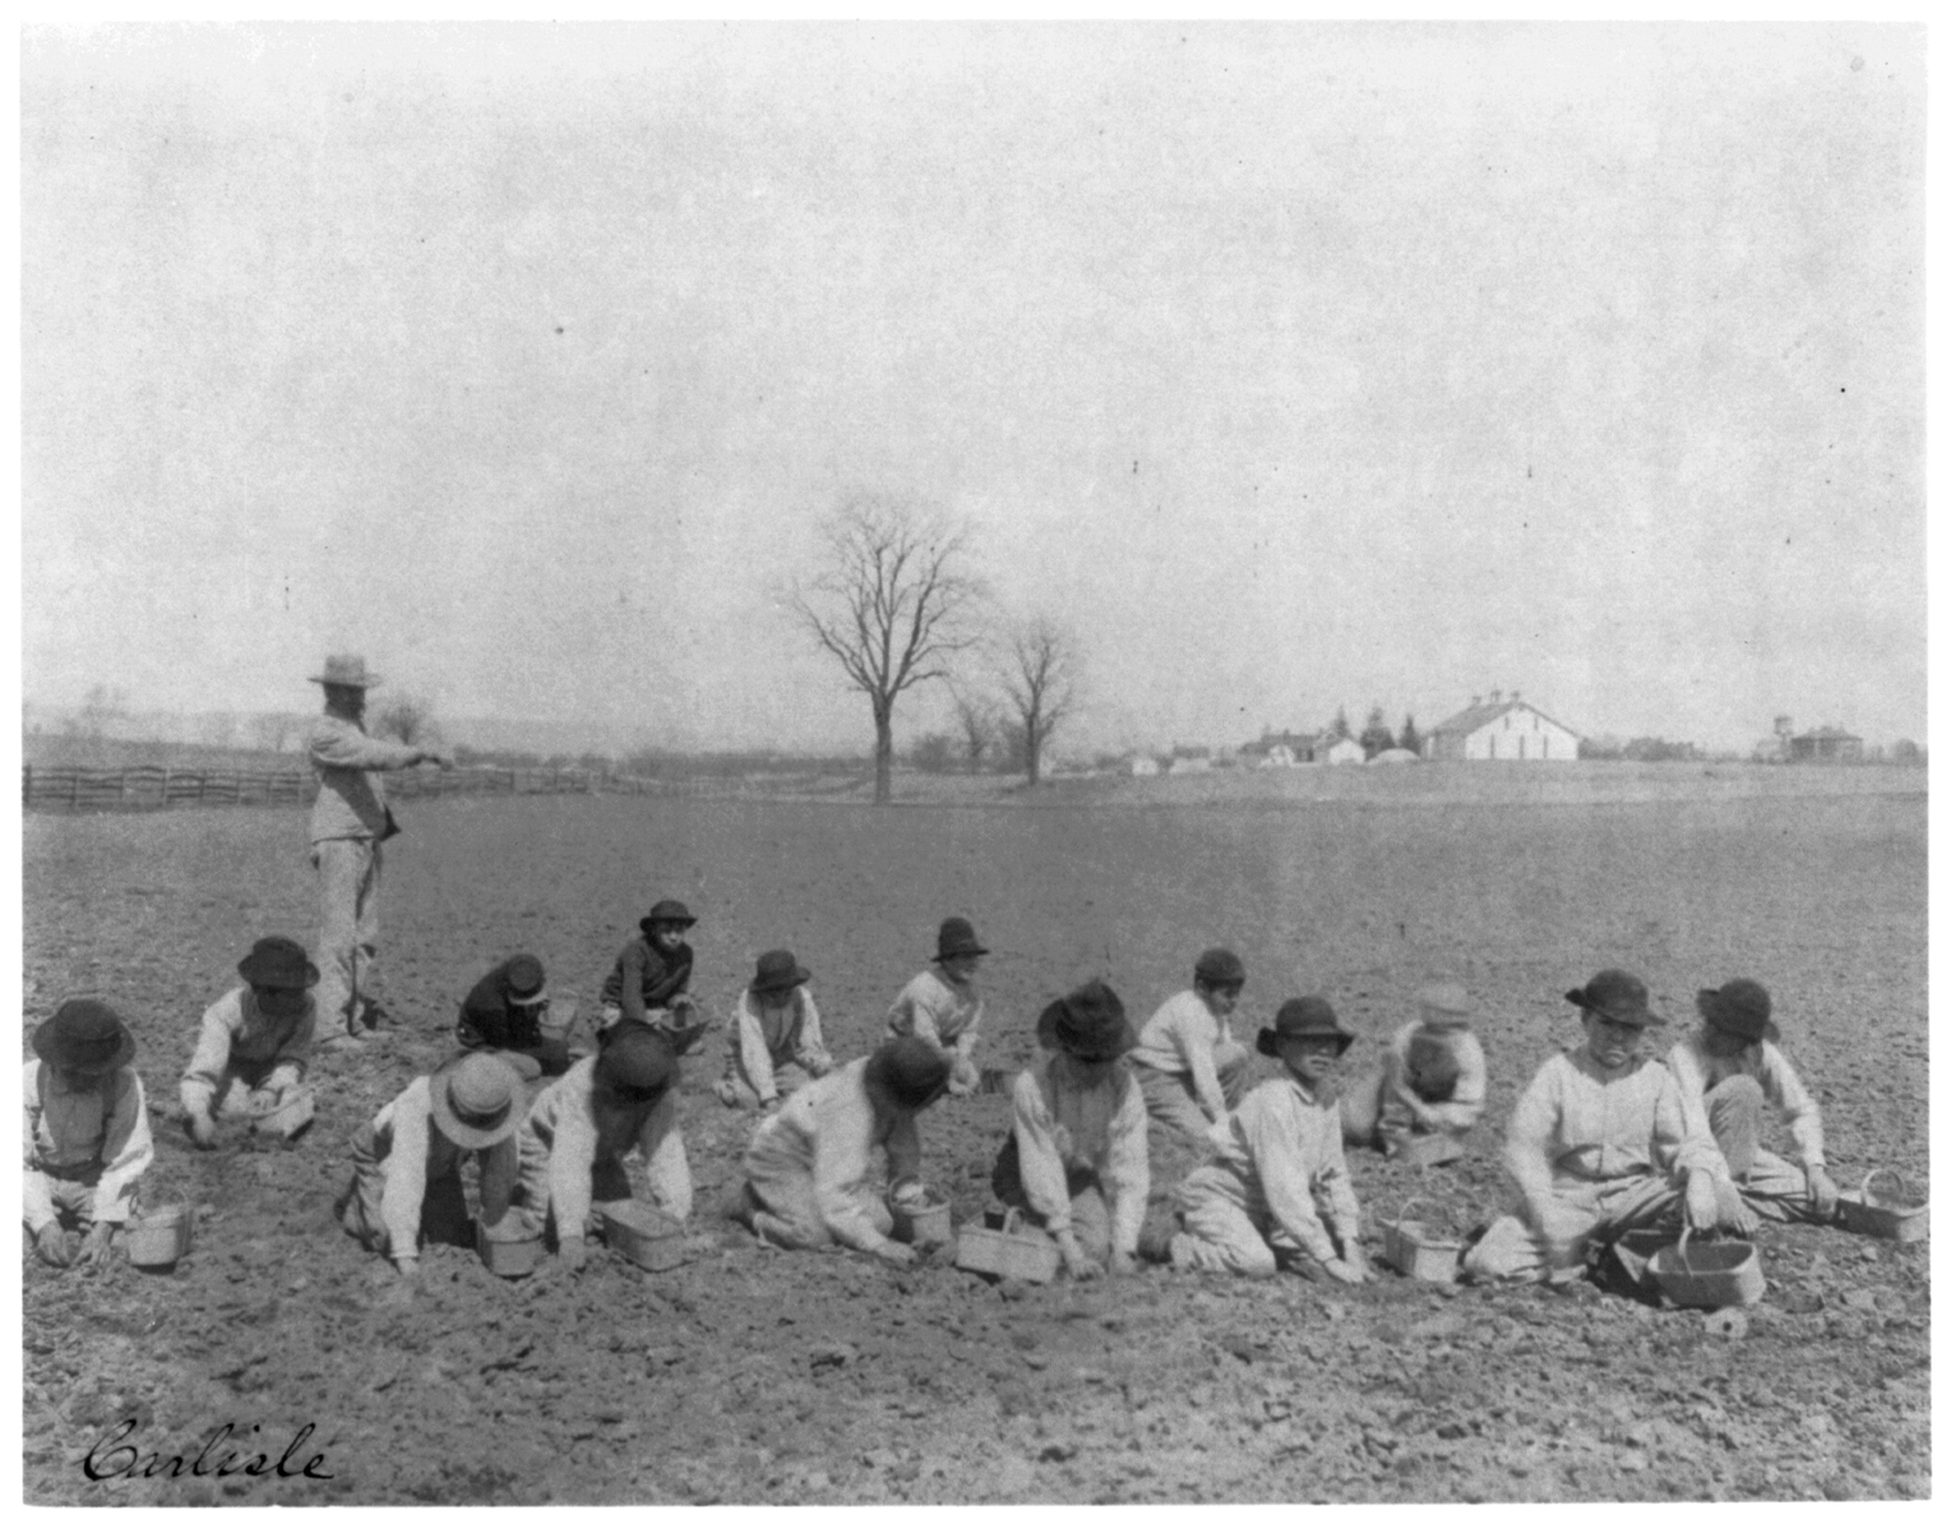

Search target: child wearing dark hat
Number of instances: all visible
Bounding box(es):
[1129,948,1253,1141]
[1157,997,1373,1283]
[457,953,573,1079]
[181,936,320,1148]
[989,980,1149,1279]
[597,899,706,1052]
[1665,978,1839,1225]
[24,1000,155,1269]
[1463,969,1746,1284]
[512,1024,692,1268]
[887,917,989,1097]
[1340,980,1487,1156]
[339,1052,529,1276]
[736,1037,952,1264]
[714,949,835,1111]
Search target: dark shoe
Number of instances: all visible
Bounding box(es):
[1136,1222,1179,1265]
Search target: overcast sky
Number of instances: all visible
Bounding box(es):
[19,21,1926,754]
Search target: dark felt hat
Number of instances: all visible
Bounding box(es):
[308,653,382,689]
[1194,948,1246,988]
[1256,996,1354,1057]
[640,899,697,933]
[865,1037,953,1112]
[750,949,811,996]
[500,954,549,1006]
[236,936,319,991]
[1564,969,1665,1028]
[1035,980,1134,1062]
[934,917,989,961]
[593,1024,679,1102]
[1697,979,1779,1043]
[32,999,137,1076]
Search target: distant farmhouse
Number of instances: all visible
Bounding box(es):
[1236,730,1323,768]
[1425,691,1580,762]
[1323,736,1365,766]
[1752,715,1865,764]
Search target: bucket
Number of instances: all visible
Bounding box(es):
[888,1180,952,1247]
[538,995,578,1043]
[596,1200,688,1271]
[1652,1227,1764,1309]
[252,1090,315,1140]
[126,1196,194,1269]
[1835,1168,1929,1243]
[476,1220,544,1278]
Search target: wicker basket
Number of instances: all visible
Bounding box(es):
[1652,1227,1764,1309]
[1835,1169,1928,1243]
[596,1200,688,1271]
[251,1090,315,1139]
[1379,1197,1462,1282]
[953,1208,1060,1283]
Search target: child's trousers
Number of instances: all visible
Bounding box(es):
[23,1165,132,1237]
[1132,1047,1252,1140]
[1463,1172,1680,1283]
[989,1153,1115,1261]
[737,1153,892,1251]
[182,1063,308,1130]
[1703,1074,1829,1224]
[338,1142,475,1254]
[1167,1163,1306,1276]
[716,1060,817,1110]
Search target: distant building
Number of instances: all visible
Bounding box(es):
[1788,725,1863,765]
[1127,754,1162,777]
[1238,729,1322,767]
[1368,747,1419,765]
[1323,737,1365,766]
[1167,748,1213,775]
[1425,690,1580,762]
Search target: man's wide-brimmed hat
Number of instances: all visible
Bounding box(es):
[934,917,989,961]
[593,1025,678,1103]
[32,999,137,1076]
[1417,980,1472,1025]
[865,1037,953,1112]
[640,899,697,933]
[429,1053,526,1149]
[750,949,811,996]
[1256,996,1354,1058]
[1036,979,1135,1062]
[1194,948,1246,988]
[500,954,549,1007]
[1564,969,1665,1028]
[1697,979,1779,1043]
[308,653,382,689]
[237,936,319,991]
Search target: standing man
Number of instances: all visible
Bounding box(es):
[306,653,452,1044]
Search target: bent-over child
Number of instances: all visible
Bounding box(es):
[339,1052,528,1275]
[1128,948,1253,1141]
[24,1000,154,1270]
[1667,978,1839,1225]
[1157,997,1373,1283]
[457,952,571,1078]
[887,917,989,1097]
[1341,979,1487,1155]
[1463,969,1746,1284]
[990,980,1149,1280]
[736,1037,951,1264]
[715,949,834,1110]
[181,936,319,1147]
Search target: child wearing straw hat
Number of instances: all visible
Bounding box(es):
[513,1024,692,1269]
[1153,997,1373,1283]
[989,980,1149,1280]
[181,936,320,1148]
[714,949,835,1111]
[24,1000,155,1269]
[1128,948,1254,1141]
[1462,969,1747,1285]
[1666,978,1840,1225]
[338,1052,529,1276]
[1340,979,1487,1156]
[457,953,573,1079]
[886,917,990,1097]
[597,899,709,1054]
[735,1037,953,1264]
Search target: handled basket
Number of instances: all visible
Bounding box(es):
[1378,1196,1462,1282]
[1835,1169,1928,1243]
[251,1089,316,1140]
[953,1207,1060,1283]
[596,1199,688,1271]
[887,1179,953,1247]
[125,1191,195,1269]
[1652,1225,1764,1309]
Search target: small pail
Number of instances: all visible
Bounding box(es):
[1653,1227,1764,1309]
[126,1197,194,1269]
[252,1090,315,1139]
[538,995,578,1042]
[476,1221,544,1278]
[596,1200,688,1271]
[888,1181,952,1247]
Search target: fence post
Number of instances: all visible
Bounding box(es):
[22,765,29,807]
[71,769,81,806]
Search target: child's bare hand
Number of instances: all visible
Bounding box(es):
[1108,1251,1138,1278]
[1806,1165,1839,1217]
[1340,1244,1376,1283]
[1684,1171,1719,1233]
[35,1223,76,1268]
[188,1113,218,1149]
[1321,1256,1366,1286]
[74,1223,117,1268]
[558,1237,590,1272]
[873,1240,916,1268]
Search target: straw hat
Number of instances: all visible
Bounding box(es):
[429,1053,526,1149]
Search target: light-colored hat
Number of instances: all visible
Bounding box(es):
[428,1053,526,1149]
[309,654,382,689]
[1417,981,1472,1024]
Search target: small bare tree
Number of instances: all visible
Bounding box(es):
[792,493,982,804]
[372,694,438,747]
[950,689,999,773]
[1000,615,1076,787]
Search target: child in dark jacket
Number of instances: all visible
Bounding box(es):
[597,898,707,1053]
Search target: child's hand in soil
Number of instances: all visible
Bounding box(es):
[34,1223,76,1268]
[873,1240,916,1268]
[1321,1255,1367,1286]
[1338,1242,1376,1283]
[559,1237,591,1272]
[1108,1251,1138,1278]
[393,1255,421,1277]
[188,1113,219,1149]
[1059,1244,1104,1281]
[74,1223,117,1268]
[1805,1165,1839,1217]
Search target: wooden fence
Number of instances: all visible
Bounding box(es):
[22,764,722,814]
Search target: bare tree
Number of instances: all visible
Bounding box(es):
[372,694,439,747]
[950,689,1000,773]
[1000,614,1076,787]
[792,493,982,804]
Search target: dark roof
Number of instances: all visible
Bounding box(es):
[1795,727,1861,742]
[1239,731,1321,754]
[1429,697,1576,738]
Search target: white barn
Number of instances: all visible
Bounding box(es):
[1425,691,1580,762]
[1323,737,1365,766]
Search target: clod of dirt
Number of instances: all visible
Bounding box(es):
[810,1342,857,1369]
[1039,1442,1079,1463]
[1704,1308,1749,1341]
